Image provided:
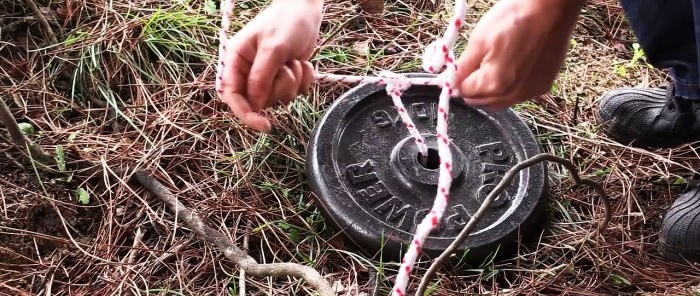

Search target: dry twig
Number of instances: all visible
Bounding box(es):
[131,171,335,296]
[415,153,612,296]
[0,96,54,164]
[21,0,58,44]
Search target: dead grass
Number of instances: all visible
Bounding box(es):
[1,0,700,295]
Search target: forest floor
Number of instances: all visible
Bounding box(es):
[1,0,700,295]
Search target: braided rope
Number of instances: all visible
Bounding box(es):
[314,73,443,86]
[216,1,469,295]
[378,71,429,156]
[215,0,234,97]
[390,2,467,295]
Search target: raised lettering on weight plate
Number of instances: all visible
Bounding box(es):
[410,102,428,119]
[413,208,430,227]
[477,141,510,162]
[345,160,378,185]
[446,204,471,229]
[372,197,417,231]
[409,102,439,123]
[357,181,392,206]
[477,162,512,205]
[372,110,393,128]
[481,163,510,184]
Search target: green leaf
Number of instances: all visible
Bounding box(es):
[277,221,290,230]
[76,188,90,205]
[615,65,628,77]
[204,0,217,14]
[550,83,560,95]
[594,167,612,176]
[674,177,688,185]
[68,132,78,142]
[55,145,66,171]
[289,228,300,243]
[18,122,35,135]
[611,274,631,286]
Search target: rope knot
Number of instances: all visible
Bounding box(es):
[379,71,411,95]
[422,39,449,74]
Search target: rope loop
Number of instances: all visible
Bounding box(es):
[422,39,450,74]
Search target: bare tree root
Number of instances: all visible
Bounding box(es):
[22,0,58,44]
[131,171,335,296]
[415,153,612,296]
[0,96,55,165]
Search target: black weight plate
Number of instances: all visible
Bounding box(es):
[306,73,548,263]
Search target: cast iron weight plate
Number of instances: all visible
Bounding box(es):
[306,74,548,264]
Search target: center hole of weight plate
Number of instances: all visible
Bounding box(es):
[417,148,440,170]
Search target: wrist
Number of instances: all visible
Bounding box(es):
[274,0,323,8]
[521,0,584,30]
[534,0,585,19]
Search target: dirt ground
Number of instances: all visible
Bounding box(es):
[0,145,103,294]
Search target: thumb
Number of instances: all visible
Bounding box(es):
[455,40,486,88]
[224,92,272,132]
[459,67,492,100]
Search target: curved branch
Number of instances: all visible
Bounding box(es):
[132,171,334,296]
[415,153,611,295]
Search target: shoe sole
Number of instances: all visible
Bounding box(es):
[658,241,700,264]
[593,104,649,148]
[594,91,686,149]
[657,186,700,264]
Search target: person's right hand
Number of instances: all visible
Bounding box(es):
[455,0,584,111]
[220,0,324,132]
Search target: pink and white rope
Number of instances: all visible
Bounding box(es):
[379,70,428,156]
[314,73,443,87]
[390,1,467,295]
[216,0,234,98]
[216,1,469,295]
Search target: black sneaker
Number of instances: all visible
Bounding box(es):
[658,180,700,263]
[595,84,700,148]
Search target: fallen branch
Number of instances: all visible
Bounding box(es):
[415,153,612,296]
[0,96,54,165]
[22,0,58,44]
[131,171,334,296]
[2,95,332,294]
[240,224,249,296]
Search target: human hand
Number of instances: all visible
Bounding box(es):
[455,0,585,110]
[220,0,323,132]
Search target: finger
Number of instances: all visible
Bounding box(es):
[281,60,304,105]
[248,42,289,111]
[268,65,297,108]
[455,39,486,86]
[220,35,254,102]
[301,42,317,61]
[222,92,272,132]
[459,65,506,99]
[219,37,272,132]
[299,61,315,95]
